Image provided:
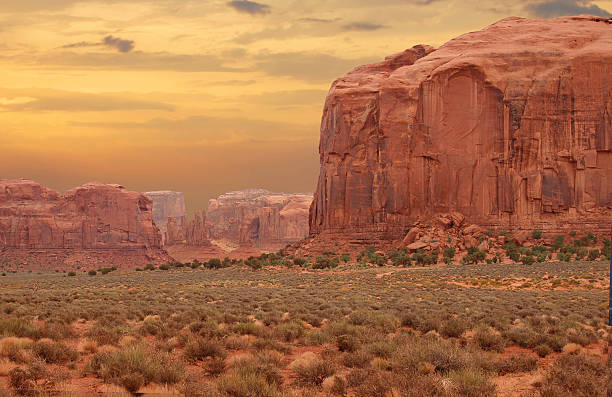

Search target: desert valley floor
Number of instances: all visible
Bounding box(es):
[0,259,609,396]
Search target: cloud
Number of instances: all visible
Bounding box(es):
[342,22,386,31]
[227,0,270,15]
[103,35,134,53]
[37,51,244,72]
[240,89,328,106]
[61,35,135,53]
[527,0,611,18]
[0,89,173,112]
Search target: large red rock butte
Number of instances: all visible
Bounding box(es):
[309,15,612,244]
[207,189,313,250]
[0,179,171,268]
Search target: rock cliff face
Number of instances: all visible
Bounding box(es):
[145,191,186,243]
[310,15,612,242]
[165,211,210,246]
[0,179,170,267]
[207,189,312,250]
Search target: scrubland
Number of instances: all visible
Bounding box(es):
[0,258,609,396]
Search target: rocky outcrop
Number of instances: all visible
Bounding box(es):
[145,191,186,243]
[165,211,210,246]
[207,189,312,250]
[0,179,170,268]
[310,15,612,243]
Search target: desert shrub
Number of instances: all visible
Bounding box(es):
[447,368,496,397]
[292,358,336,386]
[390,337,468,374]
[276,320,304,342]
[531,229,543,240]
[159,264,170,271]
[8,364,46,396]
[365,340,396,359]
[0,319,39,339]
[540,353,606,397]
[552,235,565,251]
[575,248,588,260]
[140,315,164,336]
[535,344,552,357]
[461,247,486,265]
[443,246,456,261]
[184,337,228,362]
[567,328,598,346]
[0,337,32,363]
[88,270,97,276]
[293,258,307,267]
[520,255,535,266]
[67,271,76,277]
[312,256,338,269]
[342,350,373,368]
[349,369,392,397]
[440,317,468,338]
[32,339,77,364]
[473,328,505,353]
[495,354,538,375]
[340,253,351,263]
[304,330,330,346]
[336,334,359,352]
[217,358,280,397]
[85,323,125,346]
[252,338,291,354]
[232,322,261,336]
[587,249,600,261]
[87,343,184,392]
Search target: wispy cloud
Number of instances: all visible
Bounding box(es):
[342,22,386,31]
[527,0,611,18]
[61,35,135,53]
[227,0,271,15]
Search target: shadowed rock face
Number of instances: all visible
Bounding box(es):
[310,16,612,241]
[0,179,170,267]
[207,189,313,250]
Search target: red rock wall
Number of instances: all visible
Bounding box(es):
[0,179,170,267]
[207,189,312,250]
[145,190,186,243]
[310,16,612,241]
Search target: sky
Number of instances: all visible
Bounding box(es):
[0,0,611,214]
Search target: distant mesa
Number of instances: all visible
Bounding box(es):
[309,15,612,247]
[144,188,313,263]
[0,179,171,269]
[207,189,313,251]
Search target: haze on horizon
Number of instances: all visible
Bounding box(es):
[1,0,610,214]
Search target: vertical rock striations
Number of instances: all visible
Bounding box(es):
[310,16,612,242]
[207,189,313,250]
[0,179,170,267]
[145,191,186,243]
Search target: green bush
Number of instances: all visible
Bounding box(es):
[88,270,97,276]
[312,256,338,269]
[67,271,76,277]
[531,229,543,239]
[293,257,307,267]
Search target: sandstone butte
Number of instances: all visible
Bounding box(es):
[207,189,313,250]
[0,179,171,268]
[309,15,612,246]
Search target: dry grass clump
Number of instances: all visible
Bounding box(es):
[539,352,606,397]
[473,327,505,353]
[447,368,496,397]
[183,337,228,362]
[0,337,33,363]
[0,319,39,339]
[217,355,282,397]
[86,343,184,393]
[494,354,538,375]
[290,353,336,386]
[31,338,78,364]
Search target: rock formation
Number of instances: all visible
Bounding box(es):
[0,179,171,268]
[207,189,313,250]
[145,191,186,243]
[310,15,612,243]
[165,211,210,246]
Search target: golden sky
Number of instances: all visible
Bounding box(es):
[1,0,610,213]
